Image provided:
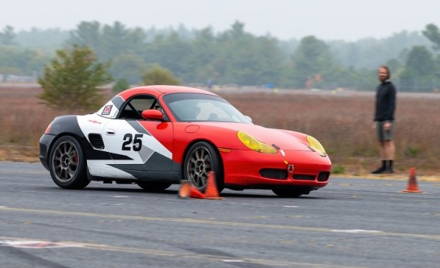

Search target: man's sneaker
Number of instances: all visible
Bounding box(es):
[382,168,394,174]
[371,166,386,174]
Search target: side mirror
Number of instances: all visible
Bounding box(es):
[142,109,164,121]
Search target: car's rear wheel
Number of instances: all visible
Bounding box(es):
[183,141,223,192]
[136,182,171,192]
[272,187,311,198]
[49,135,89,189]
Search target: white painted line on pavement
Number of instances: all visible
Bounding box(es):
[283,205,299,208]
[331,229,383,234]
[0,240,83,249]
[223,259,244,263]
[0,236,361,267]
[1,206,439,242]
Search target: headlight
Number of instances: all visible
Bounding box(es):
[237,131,277,154]
[306,136,327,157]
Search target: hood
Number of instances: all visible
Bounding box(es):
[196,122,310,151]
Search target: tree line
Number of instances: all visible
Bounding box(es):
[1,21,440,91]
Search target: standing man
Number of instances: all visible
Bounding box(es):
[372,66,396,174]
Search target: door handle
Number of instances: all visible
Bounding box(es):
[105,129,115,135]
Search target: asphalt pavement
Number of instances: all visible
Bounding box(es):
[0,161,439,268]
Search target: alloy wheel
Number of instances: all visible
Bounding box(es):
[186,146,212,190]
[52,141,79,182]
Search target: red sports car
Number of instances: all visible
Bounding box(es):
[39,86,331,197]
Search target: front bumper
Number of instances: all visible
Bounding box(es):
[221,149,331,189]
[39,134,55,170]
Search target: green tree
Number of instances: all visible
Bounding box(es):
[400,46,437,91]
[329,31,430,69]
[423,24,440,50]
[144,32,193,80]
[101,22,145,59]
[0,25,16,45]
[110,53,147,84]
[69,21,101,47]
[0,46,49,75]
[290,36,335,88]
[6,21,436,90]
[142,65,180,85]
[112,78,130,93]
[211,21,284,85]
[69,21,146,61]
[186,27,218,82]
[15,28,69,51]
[404,46,435,76]
[38,46,112,110]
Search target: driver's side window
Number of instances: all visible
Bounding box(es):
[118,95,160,120]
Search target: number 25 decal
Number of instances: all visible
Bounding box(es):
[122,133,143,151]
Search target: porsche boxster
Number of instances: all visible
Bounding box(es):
[39,86,331,197]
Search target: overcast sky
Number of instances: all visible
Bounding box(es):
[1,0,439,40]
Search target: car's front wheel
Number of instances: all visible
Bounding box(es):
[49,135,90,189]
[183,141,223,192]
[272,187,311,198]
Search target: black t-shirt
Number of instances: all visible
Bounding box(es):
[374,81,396,121]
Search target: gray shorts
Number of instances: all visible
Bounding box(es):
[376,121,394,142]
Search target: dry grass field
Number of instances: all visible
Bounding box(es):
[1,85,439,176]
[0,87,60,161]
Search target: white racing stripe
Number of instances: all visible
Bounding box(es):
[86,160,136,179]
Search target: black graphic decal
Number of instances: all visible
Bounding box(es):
[133,134,143,151]
[122,133,143,151]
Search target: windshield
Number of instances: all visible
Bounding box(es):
[163,93,250,123]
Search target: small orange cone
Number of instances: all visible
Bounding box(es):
[402,167,422,193]
[178,180,191,198]
[189,185,205,199]
[204,171,223,200]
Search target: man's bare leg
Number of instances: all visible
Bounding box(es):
[379,141,385,159]
[383,141,395,172]
[372,142,387,174]
[384,141,395,160]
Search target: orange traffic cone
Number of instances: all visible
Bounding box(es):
[189,185,205,199]
[204,171,223,200]
[402,167,422,193]
[178,179,206,199]
[178,180,191,198]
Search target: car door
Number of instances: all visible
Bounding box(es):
[76,113,116,178]
[101,94,179,181]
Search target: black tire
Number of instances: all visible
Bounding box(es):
[136,182,171,192]
[183,141,223,192]
[49,135,90,189]
[272,187,311,198]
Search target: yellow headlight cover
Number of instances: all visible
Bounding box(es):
[237,131,277,154]
[306,136,327,156]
